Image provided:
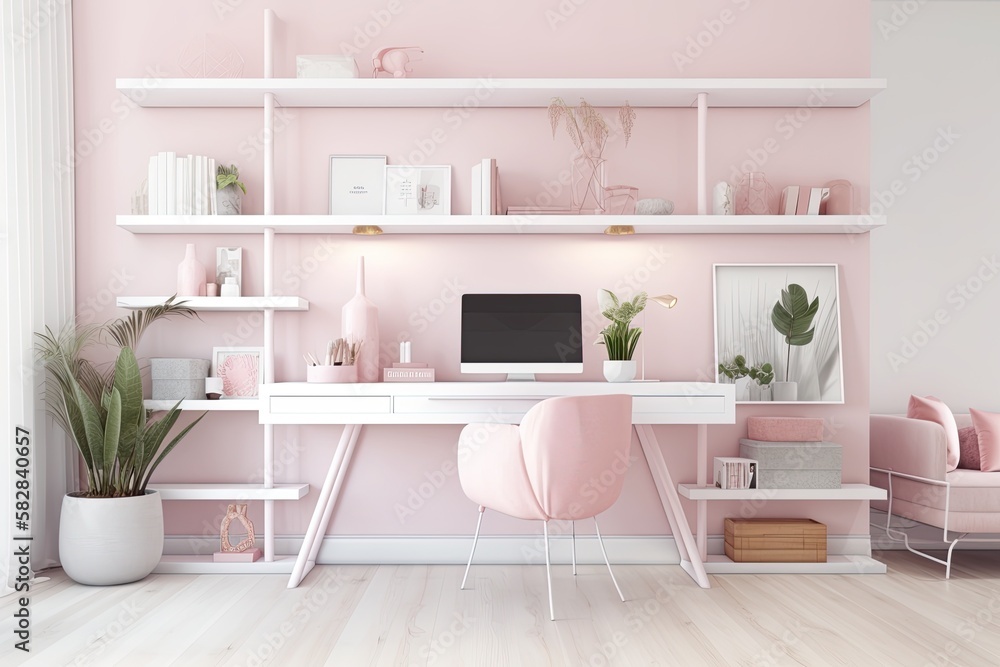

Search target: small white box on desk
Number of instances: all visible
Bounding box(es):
[714,457,758,490]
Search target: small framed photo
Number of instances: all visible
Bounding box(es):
[216,247,242,290]
[212,347,263,398]
[329,155,387,215]
[384,165,451,215]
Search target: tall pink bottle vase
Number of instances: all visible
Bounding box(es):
[341,256,380,383]
[176,243,207,297]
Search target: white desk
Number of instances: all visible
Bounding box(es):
[259,381,736,589]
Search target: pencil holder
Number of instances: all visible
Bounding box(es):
[306,365,358,383]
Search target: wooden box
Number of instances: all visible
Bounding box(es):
[724,518,827,563]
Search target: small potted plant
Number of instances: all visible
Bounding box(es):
[770,283,819,402]
[36,297,206,585]
[216,164,246,215]
[748,362,775,401]
[597,288,646,382]
[718,354,751,401]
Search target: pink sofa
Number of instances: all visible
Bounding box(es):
[870,414,1000,576]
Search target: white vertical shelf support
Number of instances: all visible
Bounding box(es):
[696,92,708,215]
[696,424,708,560]
[262,8,277,563]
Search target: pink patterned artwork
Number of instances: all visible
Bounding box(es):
[214,348,262,398]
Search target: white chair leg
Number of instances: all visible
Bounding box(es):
[571,520,577,576]
[461,506,485,590]
[543,520,554,621]
[594,516,625,602]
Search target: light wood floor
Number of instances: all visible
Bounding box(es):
[3,550,1000,666]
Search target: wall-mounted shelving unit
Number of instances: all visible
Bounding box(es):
[143,399,260,412]
[117,214,886,236]
[118,296,309,311]
[116,8,885,575]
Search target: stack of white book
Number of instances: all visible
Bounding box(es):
[470,158,501,215]
[714,457,758,490]
[147,152,217,215]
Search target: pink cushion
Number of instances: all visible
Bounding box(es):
[747,416,824,442]
[970,408,1000,472]
[957,426,981,470]
[907,395,960,472]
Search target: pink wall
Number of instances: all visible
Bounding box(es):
[72,1,872,543]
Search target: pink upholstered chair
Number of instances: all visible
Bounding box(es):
[457,394,633,620]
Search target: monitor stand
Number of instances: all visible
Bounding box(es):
[505,373,536,382]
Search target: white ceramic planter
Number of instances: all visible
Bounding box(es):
[59,490,164,586]
[216,185,242,215]
[772,381,798,402]
[603,360,636,383]
[734,376,752,402]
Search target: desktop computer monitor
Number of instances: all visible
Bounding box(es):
[460,293,583,381]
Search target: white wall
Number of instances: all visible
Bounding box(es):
[871,0,1000,414]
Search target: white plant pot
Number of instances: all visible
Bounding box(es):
[772,381,798,402]
[59,490,164,586]
[216,185,242,215]
[734,376,752,401]
[603,360,636,383]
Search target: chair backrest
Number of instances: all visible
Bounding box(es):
[519,394,633,521]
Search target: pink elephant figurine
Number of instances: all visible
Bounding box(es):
[372,47,423,78]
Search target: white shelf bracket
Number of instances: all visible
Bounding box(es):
[697,92,708,215]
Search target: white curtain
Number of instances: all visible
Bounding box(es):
[1,0,77,594]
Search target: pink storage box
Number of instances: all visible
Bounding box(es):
[747,417,824,442]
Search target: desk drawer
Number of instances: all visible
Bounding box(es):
[269,396,391,415]
[633,396,727,414]
[394,397,539,418]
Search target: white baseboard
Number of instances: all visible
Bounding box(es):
[870,509,1000,551]
[163,534,874,565]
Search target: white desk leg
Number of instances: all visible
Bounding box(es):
[635,425,710,589]
[288,424,362,588]
[303,424,362,576]
[696,424,708,561]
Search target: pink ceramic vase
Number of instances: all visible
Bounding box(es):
[341,257,380,383]
[176,243,206,297]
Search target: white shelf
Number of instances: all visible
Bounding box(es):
[701,554,886,575]
[147,483,309,501]
[117,296,309,311]
[116,77,885,109]
[117,214,886,235]
[144,399,260,411]
[678,483,887,501]
[154,554,297,574]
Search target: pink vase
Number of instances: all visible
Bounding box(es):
[341,257,380,383]
[176,243,206,297]
[734,172,776,215]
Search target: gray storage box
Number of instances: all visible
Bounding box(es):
[739,439,842,489]
[151,358,211,400]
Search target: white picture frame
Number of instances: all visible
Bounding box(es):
[329,155,386,215]
[713,264,844,404]
[212,346,263,398]
[383,165,452,215]
[216,247,242,290]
